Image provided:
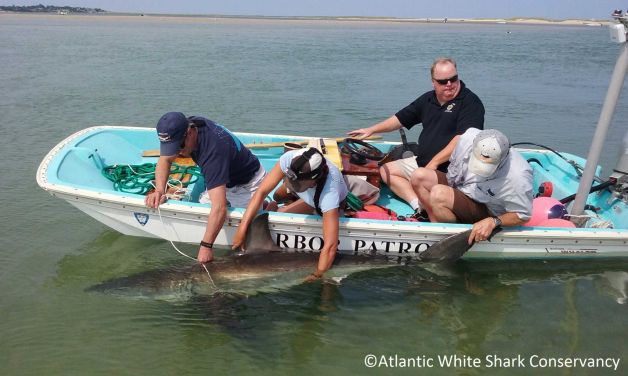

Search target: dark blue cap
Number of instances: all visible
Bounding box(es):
[156,112,188,156]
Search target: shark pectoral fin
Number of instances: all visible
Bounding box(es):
[242,212,283,254]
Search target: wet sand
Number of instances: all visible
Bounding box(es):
[0,12,609,27]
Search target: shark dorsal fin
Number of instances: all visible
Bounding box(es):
[242,213,283,254]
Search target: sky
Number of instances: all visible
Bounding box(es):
[0,1,622,20]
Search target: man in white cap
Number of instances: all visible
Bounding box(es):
[145,112,266,263]
[232,147,348,282]
[410,128,533,244]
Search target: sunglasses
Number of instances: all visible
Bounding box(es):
[433,74,458,85]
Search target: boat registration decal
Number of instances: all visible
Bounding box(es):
[545,247,598,255]
[134,212,149,226]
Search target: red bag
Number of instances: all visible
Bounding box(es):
[353,205,398,221]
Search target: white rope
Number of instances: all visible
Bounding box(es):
[565,213,614,229]
[165,181,191,201]
[156,206,217,289]
[589,220,614,228]
[126,164,153,177]
[149,179,218,290]
[129,162,191,201]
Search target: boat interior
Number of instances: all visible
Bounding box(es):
[44,127,628,230]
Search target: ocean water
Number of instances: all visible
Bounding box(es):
[1,14,627,375]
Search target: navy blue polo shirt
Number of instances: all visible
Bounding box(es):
[188,116,260,189]
[394,81,485,170]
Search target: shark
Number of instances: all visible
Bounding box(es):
[86,213,396,300]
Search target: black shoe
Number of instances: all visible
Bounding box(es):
[410,209,430,222]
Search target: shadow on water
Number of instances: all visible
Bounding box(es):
[52,229,215,287]
[183,282,344,358]
[403,260,628,363]
[155,259,627,363]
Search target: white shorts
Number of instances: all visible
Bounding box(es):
[391,156,419,180]
[199,166,267,208]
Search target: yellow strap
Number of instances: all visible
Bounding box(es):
[307,138,343,171]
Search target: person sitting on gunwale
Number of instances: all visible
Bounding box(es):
[348,57,485,219]
[410,128,533,244]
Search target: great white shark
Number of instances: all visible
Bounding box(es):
[86,213,396,300]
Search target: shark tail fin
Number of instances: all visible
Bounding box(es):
[419,229,474,262]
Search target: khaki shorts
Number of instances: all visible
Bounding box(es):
[435,171,490,224]
[199,166,267,208]
[392,156,420,179]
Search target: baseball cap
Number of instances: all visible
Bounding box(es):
[156,112,189,156]
[468,129,510,177]
[283,148,325,192]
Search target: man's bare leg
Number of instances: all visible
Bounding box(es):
[410,167,439,213]
[380,162,419,208]
[427,185,457,223]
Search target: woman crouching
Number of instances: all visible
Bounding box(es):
[232,147,347,282]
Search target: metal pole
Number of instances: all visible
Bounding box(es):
[571,42,628,219]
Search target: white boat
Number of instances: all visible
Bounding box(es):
[36,125,628,259]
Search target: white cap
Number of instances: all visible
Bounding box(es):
[284,148,325,192]
[468,129,510,177]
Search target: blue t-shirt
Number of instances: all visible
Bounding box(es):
[279,150,348,213]
[189,116,260,189]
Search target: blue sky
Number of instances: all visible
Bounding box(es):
[0,1,621,20]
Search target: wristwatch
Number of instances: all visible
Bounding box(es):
[492,216,502,228]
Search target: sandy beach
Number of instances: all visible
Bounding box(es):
[0,12,609,27]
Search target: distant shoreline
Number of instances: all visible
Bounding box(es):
[0,12,609,27]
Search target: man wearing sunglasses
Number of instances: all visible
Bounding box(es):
[145,112,266,263]
[348,57,484,218]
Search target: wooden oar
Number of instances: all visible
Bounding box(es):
[419,228,502,262]
[141,135,382,157]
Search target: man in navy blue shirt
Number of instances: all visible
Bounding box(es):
[145,112,265,263]
[348,57,484,217]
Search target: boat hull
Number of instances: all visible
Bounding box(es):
[48,186,628,259]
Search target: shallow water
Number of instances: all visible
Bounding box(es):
[1,14,626,375]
